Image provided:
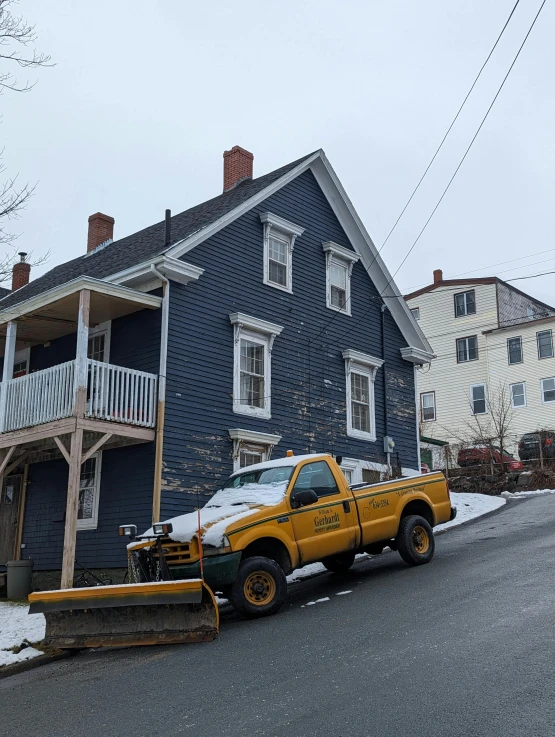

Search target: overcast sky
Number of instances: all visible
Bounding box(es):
[3,0,554,303]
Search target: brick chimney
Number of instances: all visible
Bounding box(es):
[223,146,254,191]
[87,212,114,253]
[433,268,443,284]
[12,252,31,291]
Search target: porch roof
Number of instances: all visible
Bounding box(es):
[0,277,162,354]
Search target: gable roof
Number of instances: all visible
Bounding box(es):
[0,149,433,361]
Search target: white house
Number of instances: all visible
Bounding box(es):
[406,269,555,456]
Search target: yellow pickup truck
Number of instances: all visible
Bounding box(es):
[126,452,455,618]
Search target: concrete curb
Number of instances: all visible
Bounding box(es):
[434,499,509,536]
[0,649,76,680]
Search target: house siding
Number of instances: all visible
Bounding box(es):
[161,170,417,518]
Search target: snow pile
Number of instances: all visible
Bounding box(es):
[501,488,555,499]
[202,508,259,547]
[0,602,45,668]
[435,492,505,532]
[207,481,289,508]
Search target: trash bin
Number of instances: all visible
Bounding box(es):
[6,559,33,599]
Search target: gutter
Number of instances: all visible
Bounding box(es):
[150,264,169,524]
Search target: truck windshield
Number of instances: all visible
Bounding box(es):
[206,466,295,508]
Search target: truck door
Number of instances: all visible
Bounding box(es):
[289,460,358,566]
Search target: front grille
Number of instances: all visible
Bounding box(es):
[153,536,199,566]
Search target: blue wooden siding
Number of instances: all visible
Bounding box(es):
[161,169,416,518]
[22,443,155,571]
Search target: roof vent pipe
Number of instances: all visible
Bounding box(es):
[164,209,171,247]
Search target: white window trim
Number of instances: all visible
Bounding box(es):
[260,212,304,294]
[88,320,112,363]
[470,383,488,415]
[323,242,359,316]
[228,429,282,472]
[541,377,555,404]
[510,382,527,409]
[342,349,383,442]
[12,347,30,376]
[76,452,102,531]
[420,391,436,422]
[454,289,476,318]
[229,313,283,420]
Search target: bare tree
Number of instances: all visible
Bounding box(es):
[0,0,51,282]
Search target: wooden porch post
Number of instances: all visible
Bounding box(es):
[0,320,17,433]
[60,289,90,589]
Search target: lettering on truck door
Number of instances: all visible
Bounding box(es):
[289,460,357,565]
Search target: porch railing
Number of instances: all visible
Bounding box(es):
[0,359,158,433]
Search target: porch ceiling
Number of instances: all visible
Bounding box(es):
[0,277,162,354]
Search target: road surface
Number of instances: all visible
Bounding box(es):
[3,495,555,737]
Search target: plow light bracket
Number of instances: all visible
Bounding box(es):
[153,522,173,536]
[119,524,137,538]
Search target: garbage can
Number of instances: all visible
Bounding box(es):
[6,559,33,599]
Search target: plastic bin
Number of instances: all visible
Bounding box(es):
[6,559,33,599]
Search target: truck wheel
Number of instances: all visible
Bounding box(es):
[396,515,435,566]
[322,551,355,573]
[229,556,287,618]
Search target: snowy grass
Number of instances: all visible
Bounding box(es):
[0,601,45,667]
[501,488,555,499]
[435,492,506,532]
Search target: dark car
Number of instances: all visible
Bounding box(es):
[518,431,555,461]
[457,444,514,468]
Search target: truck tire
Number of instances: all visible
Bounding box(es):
[396,515,435,566]
[322,551,355,574]
[229,556,287,618]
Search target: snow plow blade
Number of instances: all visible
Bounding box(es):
[28,579,219,649]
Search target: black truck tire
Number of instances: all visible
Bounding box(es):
[229,556,287,618]
[322,551,355,573]
[396,515,435,566]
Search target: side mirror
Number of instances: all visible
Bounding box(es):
[290,489,318,508]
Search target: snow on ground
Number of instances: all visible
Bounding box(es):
[435,492,506,532]
[501,488,555,499]
[0,602,45,667]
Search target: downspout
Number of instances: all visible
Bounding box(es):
[381,304,390,470]
[150,263,169,524]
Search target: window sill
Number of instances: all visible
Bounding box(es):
[347,427,376,442]
[77,521,98,531]
[326,303,351,316]
[263,278,292,294]
[233,404,271,420]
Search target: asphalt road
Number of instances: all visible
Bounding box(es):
[3,496,555,737]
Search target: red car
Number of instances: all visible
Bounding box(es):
[457,444,515,468]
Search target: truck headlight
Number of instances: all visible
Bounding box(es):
[152,522,173,536]
[119,524,137,538]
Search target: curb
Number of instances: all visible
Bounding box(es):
[0,649,76,681]
[434,500,509,536]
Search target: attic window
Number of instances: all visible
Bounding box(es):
[323,242,359,316]
[259,212,305,293]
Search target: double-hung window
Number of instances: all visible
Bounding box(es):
[87,321,111,363]
[541,377,555,403]
[77,453,102,531]
[457,335,478,363]
[228,429,282,472]
[12,347,30,378]
[230,313,283,419]
[537,330,553,359]
[323,242,359,316]
[343,349,384,441]
[420,392,436,422]
[510,382,526,408]
[260,212,305,293]
[470,384,487,415]
[454,290,476,317]
[507,337,523,365]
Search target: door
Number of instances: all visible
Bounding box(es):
[289,460,358,566]
[0,475,23,565]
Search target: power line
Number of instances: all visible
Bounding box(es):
[380,0,547,294]
[506,269,555,282]
[379,0,522,253]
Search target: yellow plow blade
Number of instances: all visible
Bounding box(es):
[28,579,219,649]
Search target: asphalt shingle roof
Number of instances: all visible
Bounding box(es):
[0,287,11,299]
[0,153,314,309]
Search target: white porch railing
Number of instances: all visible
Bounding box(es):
[0,359,158,433]
[86,359,157,427]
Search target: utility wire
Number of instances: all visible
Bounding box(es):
[379,0,522,253]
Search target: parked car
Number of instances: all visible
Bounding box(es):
[457,444,515,468]
[518,431,555,461]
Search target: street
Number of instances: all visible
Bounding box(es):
[2,496,555,737]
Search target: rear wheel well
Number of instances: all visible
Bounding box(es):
[241,538,292,575]
[400,500,434,527]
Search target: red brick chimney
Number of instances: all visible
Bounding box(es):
[12,252,31,291]
[87,212,114,253]
[223,146,254,191]
[433,268,443,284]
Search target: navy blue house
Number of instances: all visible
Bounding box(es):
[0,147,433,586]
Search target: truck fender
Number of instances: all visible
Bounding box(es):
[398,495,435,527]
[230,525,299,573]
